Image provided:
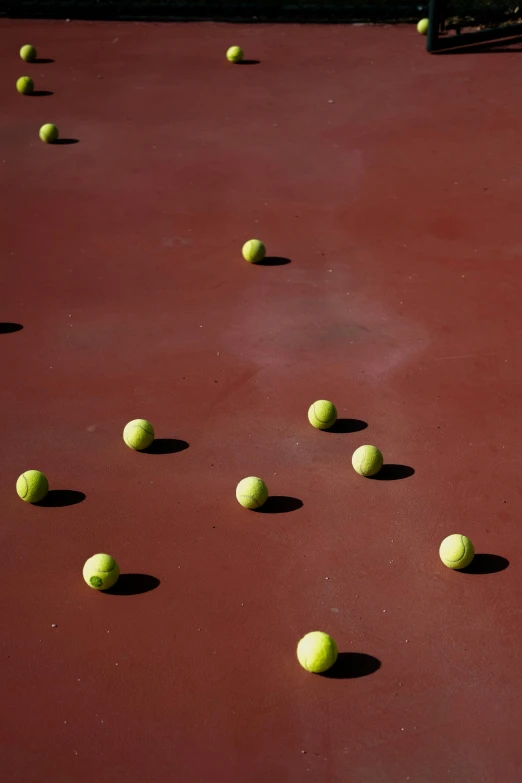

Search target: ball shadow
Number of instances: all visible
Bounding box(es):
[326,418,368,434]
[54,138,79,145]
[29,90,53,97]
[238,59,261,65]
[0,322,23,334]
[142,438,189,455]
[34,58,54,64]
[460,554,509,574]
[256,256,291,266]
[254,496,303,514]
[37,490,86,507]
[321,652,381,679]
[372,464,415,481]
[105,574,160,595]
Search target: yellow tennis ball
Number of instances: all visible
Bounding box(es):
[226,46,243,63]
[16,470,49,503]
[16,76,34,95]
[352,445,383,477]
[417,18,429,35]
[39,123,59,143]
[439,534,475,570]
[20,44,37,62]
[242,239,266,263]
[83,553,120,591]
[236,476,268,509]
[297,631,338,673]
[123,419,155,451]
[308,400,337,430]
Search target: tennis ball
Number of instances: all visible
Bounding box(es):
[417,18,429,35]
[236,476,268,509]
[297,631,338,673]
[439,534,475,570]
[39,123,59,143]
[352,445,383,477]
[242,239,266,263]
[20,44,37,62]
[16,76,34,95]
[83,553,120,591]
[308,400,337,430]
[123,419,155,451]
[16,470,49,503]
[226,46,244,63]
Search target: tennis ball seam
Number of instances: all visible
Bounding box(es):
[447,535,466,563]
[134,424,153,436]
[238,494,260,508]
[312,403,336,425]
[444,535,467,564]
[19,474,29,498]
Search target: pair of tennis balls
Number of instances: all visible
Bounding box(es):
[295,541,475,675]
[295,543,474,671]
[16,422,154,504]
[308,400,384,477]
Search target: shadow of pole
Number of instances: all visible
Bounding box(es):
[0,323,23,334]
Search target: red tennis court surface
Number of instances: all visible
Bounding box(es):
[1,18,522,783]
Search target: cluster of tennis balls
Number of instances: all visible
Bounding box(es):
[18,40,248,144]
[236,400,477,673]
[14,35,464,676]
[17,406,474,672]
[15,419,154,593]
[16,44,61,143]
[235,401,384,518]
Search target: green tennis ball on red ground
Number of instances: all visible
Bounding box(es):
[297,631,338,673]
[308,400,337,430]
[352,445,383,477]
[83,553,120,590]
[123,418,155,450]
[39,123,59,143]
[242,239,266,263]
[439,534,475,570]
[16,470,49,503]
[16,76,34,94]
[417,19,429,35]
[20,44,37,62]
[226,46,244,63]
[236,476,268,509]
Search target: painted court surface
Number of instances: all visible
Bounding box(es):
[1,18,522,783]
